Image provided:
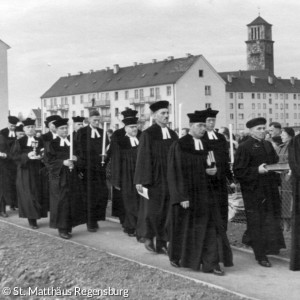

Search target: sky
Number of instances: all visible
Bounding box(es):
[1,0,300,116]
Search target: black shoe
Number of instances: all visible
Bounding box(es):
[10,206,16,211]
[258,259,272,267]
[212,265,225,276]
[87,227,98,232]
[28,219,39,229]
[137,237,146,243]
[0,212,8,218]
[156,246,168,255]
[170,260,180,268]
[144,239,155,252]
[59,232,71,239]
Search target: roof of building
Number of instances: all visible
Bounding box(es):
[41,55,201,98]
[247,16,272,27]
[219,69,272,80]
[29,108,41,118]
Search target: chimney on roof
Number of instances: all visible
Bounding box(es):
[186,53,192,57]
[290,77,295,86]
[227,74,232,83]
[239,70,242,77]
[113,64,120,74]
[133,62,138,67]
[78,71,83,75]
[152,59,157,63]
[250,75,256,85]
[168,56,174,61]
[106,67,110,71]
[268,76,273,85]
[68,73,71,77]
[90,69,94,73]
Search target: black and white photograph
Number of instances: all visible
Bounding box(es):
[0,0,300,299]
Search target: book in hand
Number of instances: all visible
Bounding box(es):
[265,163,290,171]
[137,187,149,200]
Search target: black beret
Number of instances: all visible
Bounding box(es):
[46,115,62,123]
[23,118,36,126]
[53,118,69,128]
[72,116,85,123]
[246,117,266,129]
[149,100,169,113]
[8,116,19,125]
[15,124,24,132]
[123,117,138,126]
[195,108,219,118]
[121,108,138,119]
[187,112,207,123]
[282,127,295,137]
[89,110,100,117]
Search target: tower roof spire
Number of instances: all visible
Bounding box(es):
[247,16,272,27]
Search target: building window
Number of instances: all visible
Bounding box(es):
[238,103,244,109]
[269,108,272,114]
[286,113,289,119]
[139,89,144,99]
[298,113,300,118]
[275,104,278,109]
[167,86,172,96]
[258,113,261,117]
[280,103,283,109]
[72,96,75,105]
[205,86,211,96]
[298,94,300,100]
[229,93,233,99]
[64,97,68,105]
[150,88,154,97]
[44,99,47,106]
[263,103,266,109]
[294,104,297,110]
[294,94,297,100]
[294,113,297,119]
[257,93,261,99]
[230,114,234,120]
[275,93,278,99]
[81,110,84,117]
[115,108,119,117]
[205,103,211,109]
[238,113,244,120]
[252,93,255,99]
[263,93,266,99]
[285,94,288,100]
[252,103,255,109]
[269,99,272,104]
[115,92,118,100]
[72,111,76,117]
[105,93,109,100]
[285,103,289,109]
[298,104,300,109]
[80,95,84,104]
[258,103,261,109]
[199,70,203,77]
[229,103,234,109]
[280,94,284,100]
[125,91,129,100]
[238,93,243,99]
[155,87,160,98]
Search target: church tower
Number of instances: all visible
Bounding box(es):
[246,16,274,74]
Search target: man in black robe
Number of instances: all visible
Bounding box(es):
[72,116,85,144]
[233,117,285,267]
[0,116,19,215]
[45,118,86,239]
[77,110,109,232]
[287,134,300,271]
[111,112,141,237]
[167,111,233,275]
[200,108,233,231]
[12,118,48,229]
[134,100,178,254]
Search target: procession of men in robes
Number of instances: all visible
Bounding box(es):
[0,101,299,274]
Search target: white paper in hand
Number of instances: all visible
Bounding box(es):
[138,187,149,200]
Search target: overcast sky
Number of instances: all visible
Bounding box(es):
[1,0,299,116]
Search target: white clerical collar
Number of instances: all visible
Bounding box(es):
[161,127,171,140]
[90,125,100,138]
[126,134,139,147]
[59,137,70,147]
[207,130,218,140]
[8,131,16,138]
[27,136,36,147]
[191,136,203,150]
[51,132,58,139]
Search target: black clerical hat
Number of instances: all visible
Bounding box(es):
[149,100,169,113]
[8,116,19,125]
[46,115,62,123]
[195,108,219,119]
[15,124,24,132]
[123,117,138,126]
[53,118,69,128]
[89,110,100,117]
[187,112,207,123]
[72,116,85,123]
[23,118,36,126]
[246,117,266,129]
[121,108,138,119]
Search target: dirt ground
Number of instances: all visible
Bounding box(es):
[0,221,250,300]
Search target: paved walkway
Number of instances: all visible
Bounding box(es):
[1,213,300,300]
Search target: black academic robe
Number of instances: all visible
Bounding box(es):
[233,136,285,261]
[45,137,86,230]
[134,123,178,244]
[111,132,141,234]
[12,135,48,219]
[288,135,300,271]
[0,128,17,207]
[167,134,233,271]
[77,126,109,227]
[202,131,233,230]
